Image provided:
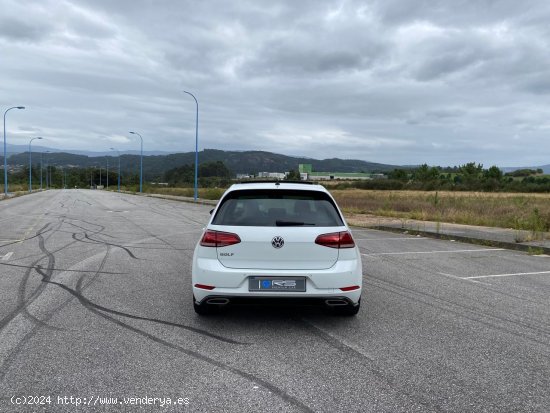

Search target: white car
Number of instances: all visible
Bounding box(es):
[192,182,362,315]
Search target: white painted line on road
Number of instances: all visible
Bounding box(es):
[465,270,550,279]
[362,248,505,256]
[438,272,491,285]
[1,252,14,261]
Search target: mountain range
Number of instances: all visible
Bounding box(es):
[3,144,549,177]
[2,147,400,180]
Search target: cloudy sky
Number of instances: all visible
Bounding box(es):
[2,0,550,166]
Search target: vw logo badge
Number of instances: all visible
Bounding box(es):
[271,236,284,249]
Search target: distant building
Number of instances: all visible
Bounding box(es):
[298,164,375,180]
[257,172,287,179]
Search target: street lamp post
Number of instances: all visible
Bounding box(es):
[183,91,199,201]
[44,150,51,189]
[129,131,143,193]
[3,106,25,196]
[28,136,43,193]
[106,157,109,189]
[40,152,43,190]
[110,147,120,192]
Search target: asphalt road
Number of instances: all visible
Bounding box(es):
[0,190,549,412]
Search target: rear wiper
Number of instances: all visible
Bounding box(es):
[275,220,315,226]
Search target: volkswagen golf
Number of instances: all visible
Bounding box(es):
[191,181,363,315]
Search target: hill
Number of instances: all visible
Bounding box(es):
[2,149,399,180]
[502,165,550,174]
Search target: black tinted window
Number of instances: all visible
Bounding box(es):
[212,189,344,227]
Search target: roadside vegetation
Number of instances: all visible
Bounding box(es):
[4,160,550,233]
[335,163,550,192]
[331,189,550,233]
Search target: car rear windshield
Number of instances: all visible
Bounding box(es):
[212,189,344,227]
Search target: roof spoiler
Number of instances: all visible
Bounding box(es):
[236,180,318,185]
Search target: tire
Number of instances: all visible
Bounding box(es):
[332,299,360,316]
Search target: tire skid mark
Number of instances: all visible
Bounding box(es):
[83,233,139,259]
[32,268,247,346]
[73,276,312,413]
[63,218,109,234]
[0,261,126,275]
[118,213,183,253]
[148,201,206,227]
[0,216,70,378]
[366,277,550,351]
[17,221,61,332]
[0,228,52,248]
[2,192,312,412]
[20,310,66,332]
[122,195,206,227]
[0,224,55,331]
[112,195,201,251]
[297,318,445,413]
[0,196,107,333]
[369,253,550,333]
[0,247,114,381]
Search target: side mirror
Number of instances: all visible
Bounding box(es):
[209,208,214,215]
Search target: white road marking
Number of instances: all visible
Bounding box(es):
[362,248,505,256]
[438,272,490,285]
[466,270,550,279]
[1,252,14,261]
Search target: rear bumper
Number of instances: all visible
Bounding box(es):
[193,283,361,304]
[192,256,362,305]
[195,295,359,308]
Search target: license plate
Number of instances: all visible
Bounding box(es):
[249,277,306,292]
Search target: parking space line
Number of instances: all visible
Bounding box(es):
[466,270,550,279]
[1,252,14,261]
[362,248,505,256]
[438,272,491,285]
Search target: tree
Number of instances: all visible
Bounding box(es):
[458,162,483,188]
[388,169,408,181]
[484,165,503,181]
[413,164,439,182]
[285,169,301,180]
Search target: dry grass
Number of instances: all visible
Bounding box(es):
[0,184,27,193]
[330,189,550,232]
[143,186,225,200]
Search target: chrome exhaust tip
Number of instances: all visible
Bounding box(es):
[206,298,230,305]
[325,299,348,307]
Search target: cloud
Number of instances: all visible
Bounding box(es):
[2,0,550,167]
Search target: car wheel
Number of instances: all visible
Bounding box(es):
[332,299,360,316]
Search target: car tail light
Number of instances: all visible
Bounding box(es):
[200,230,241,247]
[340,285,360,291]
[315,231,355,249]
[194,283,215,290]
